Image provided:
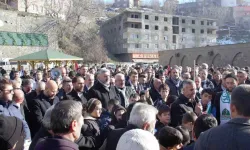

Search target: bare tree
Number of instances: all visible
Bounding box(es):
[35,0,108,63]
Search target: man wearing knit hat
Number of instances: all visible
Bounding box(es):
[0,115,24,150]
[116,129,159,150]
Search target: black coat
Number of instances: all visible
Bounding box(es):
[29,92,59,137]
[87,81,121,109]
[165,79,183,97]
[211,91,222,125]
[29,126,51,150]
[149,86,161,102]
[118,86,136,107]
[105,124,138,150]
[66,89,88,104]
[170,94,197,127]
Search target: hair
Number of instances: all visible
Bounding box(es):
[182,79,195,89]
[224,73,237,81]
[112,104,126,115]
[72,76,83,84]
[128,103,158,128]
[237,70,248,75]
[157,104,170,115]
[36,81,46,91]
[97,68,110,75]
[42,106,54,130]
[63,78,72,84]
[175,126,190,146]
[68,71,76,78]
[139,73,146,78]
[159,84,170,92]
[182,111,198,124]
[0,79,12,91]
[129,69,138,77]
[108,99,120,106]
[158,126,183,149]
[84,98,101,114]
[193,114,217,139]
[231,85,250,117]
[21,79,33,87]
[201,89,214,96]
[51,100,83,134]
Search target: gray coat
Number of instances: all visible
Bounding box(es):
[194,118,250,150]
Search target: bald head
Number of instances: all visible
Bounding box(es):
[44,80,58,99]
[115,73,125,89]
[60,67,67,77]
[13,89,25,104]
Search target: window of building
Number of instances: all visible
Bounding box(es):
[155,25,159,30]
[135,44,140,48]
[131,14,134,18]
[145,34,149,40]
[155,16,159,21]
[192,29,195,33]
[173,35,176,43]
[131,24,139,28]
[201,21,204,25]
[155,44,159,49]
[173,17,179,25]
[164,26,168,31]
[145,44,150,48]
[182,28,186,33]
[135,14,139,18]
[173,26,179,34]
[154,35,158,40]
[164,36,168,41]
[164,44,168,49]
[192,20,195,24]
[164,17,168,22]
[145,15,149,20]
[201,29,204,34]
[145,25,149,29]
[182,19,185,23]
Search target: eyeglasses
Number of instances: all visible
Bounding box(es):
[2,89,14,93]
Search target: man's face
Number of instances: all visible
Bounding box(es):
[160,89,169,99]
[14,73,19,78]
[23,84,33,94]
[99,72,110,85]
[237,73,247,84]
[85,75,94,87]
[195,78,201,88]
[74,78,84,92]
[130,74,138,83]
[46,86,58,99]
[80,67,88,76]
[171,69,179,80]
[75,115,84,140]
[0,85,14,101]
[226,78,237,92]
[201,93,212,106]
[158,112,171,125]
[63,82,73,93]
[61,68,67,77]
[200,70,208,80]
[183,84,196,99]
[36,72,42,80]
[139,76,147,84]
[115,76,125,89]
[159,75,166,83]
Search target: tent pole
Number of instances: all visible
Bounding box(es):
[18,61,21,71]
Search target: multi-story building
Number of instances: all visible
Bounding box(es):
[100,9,217,62]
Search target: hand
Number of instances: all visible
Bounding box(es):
[195,102,203,116]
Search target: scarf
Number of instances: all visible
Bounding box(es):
[220,90,231,124]
[171,78,180,87]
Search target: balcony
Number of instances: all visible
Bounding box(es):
[125,17,142,23]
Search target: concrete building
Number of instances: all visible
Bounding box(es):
[159,43,250,68]
[100,8,217,62]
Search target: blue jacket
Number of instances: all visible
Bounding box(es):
[0,101,31,140]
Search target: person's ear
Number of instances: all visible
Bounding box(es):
[142,122,150,131]
[230,103,237,118]
[70,120,77,132]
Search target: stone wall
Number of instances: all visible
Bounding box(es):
[0,9,58,59]
[159,43,250,68]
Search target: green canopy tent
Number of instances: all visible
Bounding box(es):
[10,49,83,70]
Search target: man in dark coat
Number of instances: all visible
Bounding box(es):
[171,80,202,127]
[87,68,121,109]
[35,100,83,150]
[166,68,183,97]
[66,76,87,104]
[57,77,73,101]
[29,80,59,137]
[115,73,136,107]
[149,78,162,102]
[195,85,250,150]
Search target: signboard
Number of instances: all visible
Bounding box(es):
[132,53,159,59]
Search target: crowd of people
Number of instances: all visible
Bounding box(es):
[0,62,250,150]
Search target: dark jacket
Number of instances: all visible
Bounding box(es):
[29,126,51,150]
[211,92,222,125]
[201,80,214,89]
[105,124,138,150]
[29,92,59,137]
[194,118,250,150]
[211,79,222,91]
[184,142,195,150]
[165,78,183,97]
[118,86,136,107]
[170,94,197,127]
[155,121,165,136]
[66,89,87,104]
[57,89,68,101]
[149,86,161,102]
[35,136,79,150]
[87,81,121,109]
